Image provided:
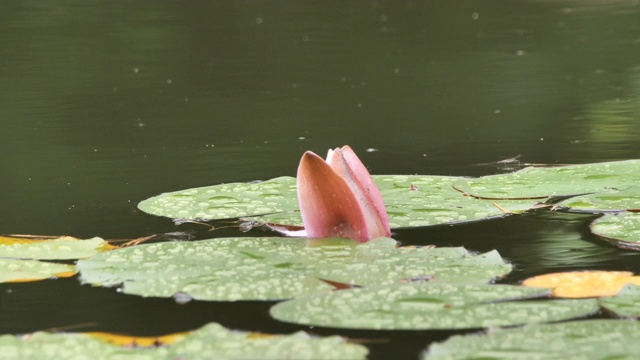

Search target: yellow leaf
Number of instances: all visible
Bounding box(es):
[86,331,188,347]
[6,269,78,283]
[522,270,640,298]
[2,235,116,251]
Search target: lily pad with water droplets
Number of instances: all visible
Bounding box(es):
[77,237,512,301]
[599,283,640,318]
[0,258,75,283]
[423,319,640,360]
[590,212,640,250]
[0,236,111,260]
[270,283,598,330]
[0,322,367,360]
[556,188,640,212]
[453,160,640,208]
[138,175,538,228]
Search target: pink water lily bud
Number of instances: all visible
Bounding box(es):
[296,146,391,242]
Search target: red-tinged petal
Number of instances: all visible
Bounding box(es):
[328,147,391,238]
[339,146,390,234]
[297,151,372,242]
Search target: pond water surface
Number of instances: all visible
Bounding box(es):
[2,1,640,359]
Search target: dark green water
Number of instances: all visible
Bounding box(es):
[2,1,640,358]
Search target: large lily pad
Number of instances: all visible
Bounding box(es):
[0,322,367,359]
[77,237,512,301]
[269,283,598,330]
[590,212,640,250]
[0,258,75,283]
[453,160,640,205]
[138,175,538,228]
[138,176,299,222]
[423,319,640,359]
[0,236,110,260]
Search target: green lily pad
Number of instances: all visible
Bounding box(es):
[77,237,512,301]
[139,176,298,221]
[453,160,640,204]
[590,212,640,250]
[0,322,367,360]
[600,283,640,317]
[423,319,640,359]
[0,258,75,283]
[557,188,640,212]
[269,283,598,330]
[0,236,109,260]
[139,175,538,228]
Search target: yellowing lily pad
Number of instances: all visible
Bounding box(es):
[87,331,187,347]
[270,283,599,330]
[0,323,367,359]
[0,236,112,260]
[423,319,640,359]
[522,270,640,298]
[138,175,538,229]
[0,258,75,283]
[77,237,512,301]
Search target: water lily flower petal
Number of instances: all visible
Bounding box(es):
[296,148,390,243]
[329,146,390,236]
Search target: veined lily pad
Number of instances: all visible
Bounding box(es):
[138,175,538,228]
[557,188,640,212]
[599,283,640,317]
[0,236,111,260]
[453,160,640,205]
[591,212,640,250]
[77,237,512,301]
[269,283,598,330]
[0,322,367,359]
[423,319,640,359]
[0,258,75,283]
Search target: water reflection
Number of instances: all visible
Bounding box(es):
[2,1,640,358]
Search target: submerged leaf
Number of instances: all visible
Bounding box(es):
[522,270,640,298]
[0,258,75,283]
[0,322,367,359]
[77,237,512,301]
[270,283,598,330]
[0,236,111,260]
[423,319,640,360]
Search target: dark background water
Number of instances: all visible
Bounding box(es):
[2,1,640,358]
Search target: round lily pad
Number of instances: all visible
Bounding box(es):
[423,319,640,359]
[0,258,75,283]
[590,212,640,250]
[76,237,512,301]
[0,322,367,360]
[0,236,110,260]
[138,175,538,229]
[269,283,599,330]
[557,188,640,212]
[453,160,640,204]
